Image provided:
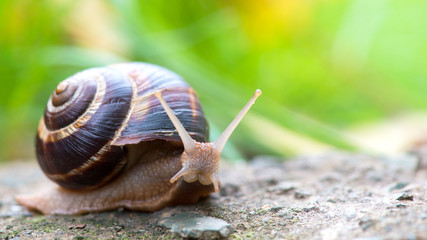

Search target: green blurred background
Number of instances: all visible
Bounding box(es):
[1,0,427,162]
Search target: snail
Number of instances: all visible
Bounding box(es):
[15,62,261,215]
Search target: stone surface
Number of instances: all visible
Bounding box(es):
[1,152,427,239]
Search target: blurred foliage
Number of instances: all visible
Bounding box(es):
[1,0,427,161]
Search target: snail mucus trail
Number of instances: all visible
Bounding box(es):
[15,62,261,215]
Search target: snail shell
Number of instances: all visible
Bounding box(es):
[37,62,208,190]
[16,62,261,215]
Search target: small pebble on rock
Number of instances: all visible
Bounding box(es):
[269,206,284,213]
[396,192,414,201]
[158,213,232,239]
[277,209,293,219]
[302,205,318,212]
[345,208,357,220]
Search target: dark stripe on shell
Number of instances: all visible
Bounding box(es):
[50,146,126,190]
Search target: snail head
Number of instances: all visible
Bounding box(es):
[155,89,261,193]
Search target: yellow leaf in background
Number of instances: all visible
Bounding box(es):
[230,0,312,47]
[1,2,29,44]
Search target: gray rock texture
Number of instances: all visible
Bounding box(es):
[1,152,427,239]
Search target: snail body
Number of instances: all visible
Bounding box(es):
[16,62,261,215]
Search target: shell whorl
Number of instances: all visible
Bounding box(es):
[36,63,209,191]
[37,68,133,190]
[51,80,76,107]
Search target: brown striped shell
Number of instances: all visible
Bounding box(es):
[36,62,209,190]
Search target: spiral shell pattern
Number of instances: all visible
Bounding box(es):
[36,63,208,190]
